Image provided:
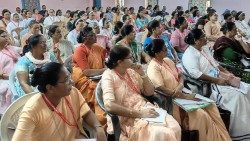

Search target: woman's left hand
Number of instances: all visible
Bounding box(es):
[96,127,107,141]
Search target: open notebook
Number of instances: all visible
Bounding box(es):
[143,108,168,124]
[173,94,215,112]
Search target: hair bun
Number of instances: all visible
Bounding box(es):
[31,68,42,87]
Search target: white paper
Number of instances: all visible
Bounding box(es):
[195,94,215,103]
[182,87,192,94]
[241,58,250,67]
[89,75,102,80]
[173,98,212,112]
[143,108,168,124]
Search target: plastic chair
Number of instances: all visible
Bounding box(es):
[0,92,37,141]
[95,81,164,141]
[64,55,72,73]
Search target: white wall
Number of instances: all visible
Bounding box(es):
[211,0,250,20]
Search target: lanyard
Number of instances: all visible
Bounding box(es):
[115,70,141,94]
[42,95,78,128]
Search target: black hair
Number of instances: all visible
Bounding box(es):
[77,26,93,43]
[145,39,165,57]
[113,21,123,35]
[176,6,183,11]
[23,34,43,55]
[102,17,108,27]
[2,9,10,16]
[48,25,59,37]
[56,9,62,16]
[121,24,134,37]
[31,62,63,93]
[174,16,186,28]
[193,10,199,17]
[235,11,244,20]
[69,11,76,18]
[153,5,159,11]
[195,18,206,29]
[184,28,204,45]
[105,45,131,69]
[78,11,86,18]
[92,6,96,10]
[28,20,39,28]
[224,13,232,20]
[177,11,184,17]
[147,20,160,37]
[0,29,6,35]
[220,22,236,34]
[122,14,129,22]
[207,9,216,20]
[137,7,145,19]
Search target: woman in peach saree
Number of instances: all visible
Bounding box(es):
[146,39,231,141]
[102,45,181,141]
[72,27,107,125]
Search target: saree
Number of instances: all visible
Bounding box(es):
[213,36,250,83]
[182,46,250,140]
[72,43,106,125]
[102,69,181,141]
[0,46,21,114]
[147,58,231,141]
[12,87,90,141]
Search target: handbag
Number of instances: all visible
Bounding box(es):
[179,108,199,141]
[218,107,231,132]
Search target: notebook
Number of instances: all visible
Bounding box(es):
[143,108,168,124]
[173,94,214,112]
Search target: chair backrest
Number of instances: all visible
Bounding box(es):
[64,55,73,73]
[0,92,37,141]
[95,81,121,141]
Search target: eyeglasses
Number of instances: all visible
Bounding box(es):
[57,76,72,84]
[125,55,133,60]
[0,34,8,38]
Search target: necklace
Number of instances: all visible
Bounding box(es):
[42,95,78,128]
[115,70,140,94]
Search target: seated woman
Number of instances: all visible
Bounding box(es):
[0,29,21,114]
[71,26,106,125]
[144,20,179,62]
[213,22,250,83]
[47,25,74,62]
[182,28,250,140]
[116,24,150,63]
[11,34,62,101]
[170,16,189,59]
[12,62,107,141]
[20,20,41,48]
[102,46,181,141]
[204,9,223,47]
[146,39,231,141]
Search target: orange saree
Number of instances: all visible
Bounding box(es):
[72,43,107,125]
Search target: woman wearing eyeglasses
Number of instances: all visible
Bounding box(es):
[12,62,107,141]
[72,27,107,126]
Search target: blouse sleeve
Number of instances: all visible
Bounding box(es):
[75,88,90,117]
[147,62,164,88]
[101,70,116,106]
[72,46,90,70]
[12,107,37,141]
[182,52,203,79]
